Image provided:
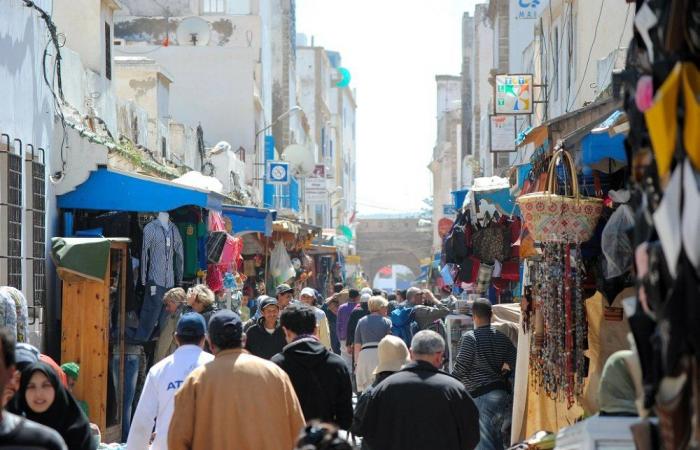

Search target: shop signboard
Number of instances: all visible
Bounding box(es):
[443,204,457,215]
[266,161,290,185]
[494,74,533,114]
[489,115,518,152]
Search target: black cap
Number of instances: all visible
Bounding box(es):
[208,310,243,340]
[258,296,278,311]
[275,284,294,296]
[176,312,207,337]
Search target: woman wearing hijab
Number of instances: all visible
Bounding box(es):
[9,362,96,450]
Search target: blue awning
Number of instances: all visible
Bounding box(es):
[57,167,226,212]
[581,132,627,167]
[451,189,469,210]
[222,205,277,237]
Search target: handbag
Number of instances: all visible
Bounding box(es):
[472,225,509,264]
[206,231,227,264]
[517,149,603,243]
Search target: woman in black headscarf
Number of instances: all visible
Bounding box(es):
[9,362,96,450]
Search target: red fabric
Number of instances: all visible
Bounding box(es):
[207,265,224,292]
[40,355,68,387]
[208,211,226,232]
[501,261,520,281]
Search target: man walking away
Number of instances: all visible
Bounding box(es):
[345,293,371,361]
[244,296,287,360]
[127,313,213,450]
[362,330,480,450]
[453,298,516,450]
[336,289,360,369]
[169,310,305,450]
[272,304,353,430]
[0,328,67,449]
[322,296,341,354]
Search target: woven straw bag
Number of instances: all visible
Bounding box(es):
[517,149,603,243]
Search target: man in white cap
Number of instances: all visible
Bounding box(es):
[299,287,332,349]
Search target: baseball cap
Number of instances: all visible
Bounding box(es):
[300,287,316,298]
[176,312,207,337]
[258,296,278,311]
[275,284,294,296]
[15,343,40,369]
[208,310,243,340]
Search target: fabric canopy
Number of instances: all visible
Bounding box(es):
[57,168,225,212]
[222,204,277,237]
[581,132,627,169]
[51,237,111,282]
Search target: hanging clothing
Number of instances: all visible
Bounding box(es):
[176,222,207,279]
[141,220,184,288]
[10,363,95,450]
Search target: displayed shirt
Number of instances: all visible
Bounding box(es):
[141,220,184,288]
[176,222,206,279]
[126,345,214,450]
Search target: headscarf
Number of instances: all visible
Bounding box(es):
[12,362,95,450]
[598,350,638,416]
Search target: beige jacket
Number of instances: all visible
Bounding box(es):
[168,348,305,450]
[154,311,179,363]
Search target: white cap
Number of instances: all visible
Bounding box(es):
[360,287,373,296]
[360,293,371,302]
[300,287,316,298]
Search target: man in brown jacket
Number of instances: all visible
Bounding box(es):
[168,310,305,450]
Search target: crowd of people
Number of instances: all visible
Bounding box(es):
[0,282,520,450]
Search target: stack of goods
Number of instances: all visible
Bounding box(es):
[618,0,700,448]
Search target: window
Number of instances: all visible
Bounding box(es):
[105,22,111,80]
[203,0,226,13]
[321,127,326,157]
[161,137,167,159]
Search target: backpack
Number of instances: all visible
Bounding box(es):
[390,306,418,347]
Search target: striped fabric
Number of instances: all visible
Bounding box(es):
[452,325,516,394]
[141,220,184,287]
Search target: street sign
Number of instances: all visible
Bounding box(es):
[443,204,457,215]
[495,74,533,114]
[489,115,517,152]
[266,161,290,185]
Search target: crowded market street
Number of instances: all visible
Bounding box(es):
[1,0,699,448]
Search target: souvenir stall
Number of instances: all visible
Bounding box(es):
[442,176,522,304]
[508,109,641,448]
[54,168,236,442]
[614,1,700,449]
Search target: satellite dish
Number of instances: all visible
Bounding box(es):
[282,144,315,177]
[176,17,211,46]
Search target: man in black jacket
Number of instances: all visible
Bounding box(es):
[361,330,480,450]
[272,304,353,430]
[244,296,287,360]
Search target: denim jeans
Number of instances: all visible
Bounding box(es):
[120,352,141,441]
[129,284,168,343]
[474,389,510,450]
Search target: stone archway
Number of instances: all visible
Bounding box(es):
[364,249,423,285]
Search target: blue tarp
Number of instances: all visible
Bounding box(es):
[57,168,225,212]
[222,205,277,237]
[581,132,627,166]
[451,189,469,210]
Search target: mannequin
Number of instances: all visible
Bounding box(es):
[130,212,184,343]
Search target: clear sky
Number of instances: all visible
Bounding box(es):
[296,0,477,215]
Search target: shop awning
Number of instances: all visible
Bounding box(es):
[451,189,470,210]
[50,237,112,282]
[57,167,226,212]
[222,205,277,237]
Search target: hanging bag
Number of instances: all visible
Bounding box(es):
[517,149,603,243]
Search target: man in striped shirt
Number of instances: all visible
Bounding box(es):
[453,298,516,450]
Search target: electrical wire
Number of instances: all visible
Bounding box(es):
[566,0,606,111]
